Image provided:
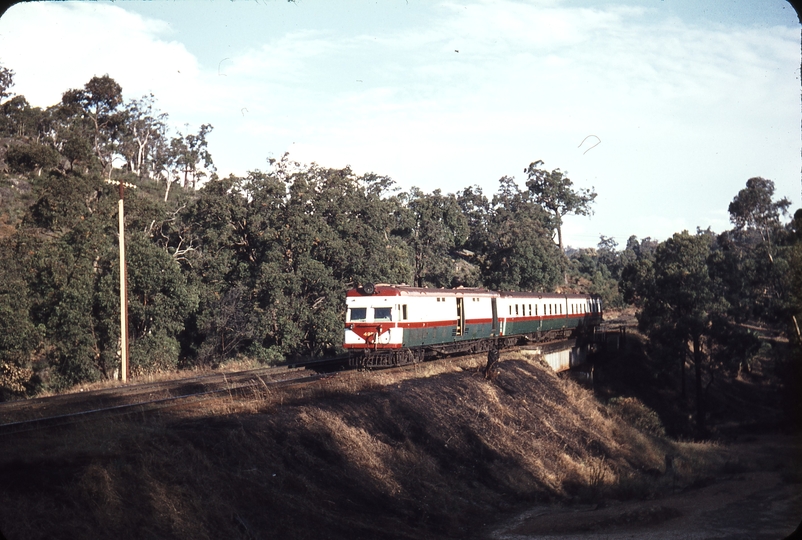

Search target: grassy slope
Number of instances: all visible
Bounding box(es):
[0,351,775,540]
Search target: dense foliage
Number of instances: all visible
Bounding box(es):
[0,69,592,396]
[619,179,800,434]
[0,65,798,413]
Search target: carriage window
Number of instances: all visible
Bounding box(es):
[509,305,512,315]
[402,304,408,320]
[374,307,392,321]
[349,308,367,321]
[528,304,532,316]
[535,305,538,316]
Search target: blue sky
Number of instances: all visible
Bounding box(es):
[0,0,799,248]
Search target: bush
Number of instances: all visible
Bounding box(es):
[0,361,33,400]
[130,332,180,376]
[607,396,666,436]
[6,142,60,174]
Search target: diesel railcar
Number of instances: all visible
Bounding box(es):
[344,284,602,367]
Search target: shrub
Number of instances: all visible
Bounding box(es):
[607,396,666,436]
[130,332,180,376]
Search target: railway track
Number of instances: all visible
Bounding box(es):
[0,355,351,435]
[0,333,615,435]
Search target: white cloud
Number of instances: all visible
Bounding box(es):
[0,3,199,107]
[0,0,797,247]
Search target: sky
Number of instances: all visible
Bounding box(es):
[0,0,799,249]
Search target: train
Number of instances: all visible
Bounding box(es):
[343,283,603,368]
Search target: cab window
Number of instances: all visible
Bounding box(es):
[374,307,392,321]
[349,307,367,321]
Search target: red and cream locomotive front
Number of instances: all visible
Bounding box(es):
[344,285,404,349]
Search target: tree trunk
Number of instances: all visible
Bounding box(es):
[163,177,172,202]
[680,349,686,397]
[693,334,705,436]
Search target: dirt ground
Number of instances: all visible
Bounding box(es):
[490,434,802,540]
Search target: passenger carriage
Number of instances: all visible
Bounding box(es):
[344,284,602,368]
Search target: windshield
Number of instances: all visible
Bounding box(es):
[349,307,367,321]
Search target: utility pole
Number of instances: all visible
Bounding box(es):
[106,177,136,382]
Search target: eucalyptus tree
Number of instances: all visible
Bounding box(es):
[247,161,410,359]
[567,236,623,308]
[397,187,468,288]
[59,75,126,176]
[524,160,596,253]
[0,95,46,139]
[178,158,413,364]
[622,231,729,435]
[479,176,562,292]
[728,177,791,263]
[715,177,793,327]
[119,94,170,181]
[169,123,215,190]
[0,64,14,103]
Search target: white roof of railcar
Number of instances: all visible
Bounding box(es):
[347,285,600,300]
[347,285,497,298]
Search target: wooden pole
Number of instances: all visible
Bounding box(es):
[106,174,135,382]
[118,190,129,382]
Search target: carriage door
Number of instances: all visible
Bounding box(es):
[491,298,498,336]
[456,297,465,336]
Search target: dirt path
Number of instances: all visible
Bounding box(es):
[490,435,802,540]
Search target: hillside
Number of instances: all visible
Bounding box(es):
[3,343,798,540]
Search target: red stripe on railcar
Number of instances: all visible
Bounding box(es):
[345,318,493,330]
[343,343,403,349]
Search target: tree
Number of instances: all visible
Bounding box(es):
[170,123,215,191]
[398,187,468,287]
[0,96,46,139]
[623,231,726,435]
[124,233,198,375]
[176,158,413,365]
[0,64,14,104]
[720,177,793,326]
[0,239,40,399]
[567,236,624,308]
[728,177,791,263]
[119,94,169,181]
[779,209,802,426]
[524,160,596,253]
[5,141,61,176]
[479,176,562,291]
[59,75,126,176]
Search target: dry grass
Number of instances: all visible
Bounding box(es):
[0,349,793,540]
[32,357,271,398]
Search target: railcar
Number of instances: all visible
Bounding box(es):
[344,283,602,368]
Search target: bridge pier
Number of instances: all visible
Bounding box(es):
[519,338,588,373]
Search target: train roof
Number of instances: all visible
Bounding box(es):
[498,291,599,299]
[346,285,600,300]
[346,285,496,298]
